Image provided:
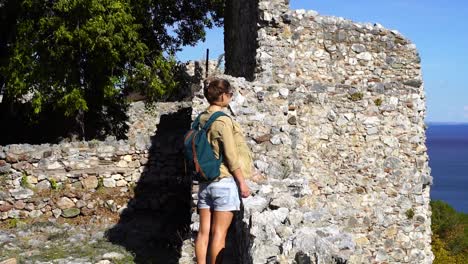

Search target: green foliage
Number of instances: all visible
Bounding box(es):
[349,92,364,101]
[431,200,467,263]
[0,0,224,138]
[20,173,31,189]
[405,208,415,219]
[374,98,382,106]
[6,218,21,228]
[97,177,104,189]
[49,178,58,190]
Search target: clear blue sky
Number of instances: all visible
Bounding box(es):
[177,0,468,123]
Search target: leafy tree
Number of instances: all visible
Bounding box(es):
[431,200,467,263]
[0,0,224,140]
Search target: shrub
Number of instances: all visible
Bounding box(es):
[20,173,31,189]
[374,98,383,106]
[406,208,415,219]
[349,92,364,101]
[49,178,59,190]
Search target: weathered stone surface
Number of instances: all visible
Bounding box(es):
[0,160,11,174]
[103,178,116,188]
[35,180,51,191]
[29,210,42,218]
[243,196,269,214]
[56,197,75,210]
[81,176,99,190]
[0,203,13,212]
[0,191,9,200]
[102,252,125,260]
[61,208,80,218]
[0,258,17,264]
[10,188,34,200]
[52,208,62,218]
[96,261,111,264]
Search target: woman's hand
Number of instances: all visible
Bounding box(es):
[239,181,250,198]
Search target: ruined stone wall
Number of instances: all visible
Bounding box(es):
[256,1,423,88]
[190,70,432,263]
[210,0,433,263]
[0,101,191,223]
[0,0,433,263]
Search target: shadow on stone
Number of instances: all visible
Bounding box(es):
[227,204,253,264]
[106,107,193,263]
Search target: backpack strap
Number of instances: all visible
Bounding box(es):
[202,111,228,131]
[191,115,201,129]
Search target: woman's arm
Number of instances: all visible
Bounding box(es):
[217,118,251,198]
[231,168,250,198]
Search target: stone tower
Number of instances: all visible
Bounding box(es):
[216,0,434,263]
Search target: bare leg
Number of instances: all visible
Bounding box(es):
[210,211,234,264]
[195,208,212,264]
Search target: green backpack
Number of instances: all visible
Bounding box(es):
[184,111,227,182]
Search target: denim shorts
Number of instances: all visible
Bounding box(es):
[197,177,241,211]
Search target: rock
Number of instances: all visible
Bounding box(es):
[61,208,80,218]
[287,209,304,227]
[75,200,87,208]
[102,252,125,260]
[81,207,94,216]
[96,261,111,264]
[253,208,289,227]
[122,155,133,162]
[13,201,25,210]
[81,176,99,190]
[36,180,51,191]
[279,88,289,98]
[0,191,9,200]
[252,244,280,262]
[103,178,116,188]
[356,52,372,61]
[52,208,62,218]
[0,203,13,212]
[367,127,379,135]
[0,161,11,174]
[47,161,63,170]
[384,157,401,170]
[244,196,269,214]
[29,210,43,218]
[303,210,325,223]
[403,79,422,88]
[57,197,75,210]
[254,134,272,144]
[0,258,17,264]
[10,188,34,200]
[375,249,388,262]
[270,194,298,209]
[115,180,127,187]
[351,44,366,53]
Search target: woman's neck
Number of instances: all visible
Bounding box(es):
[208,104,223,112]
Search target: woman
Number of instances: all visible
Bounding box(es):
[195,78,252,264]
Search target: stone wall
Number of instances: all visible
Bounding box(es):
[189,70,432,263]
[256,1,423,87]
[0,101,194,262]
[0,101,189,218]
[199,0,433,263]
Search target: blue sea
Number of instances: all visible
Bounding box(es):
[427,124,468,213]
